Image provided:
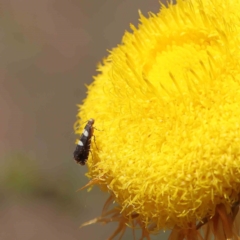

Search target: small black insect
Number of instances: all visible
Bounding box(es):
[73,118,95,165]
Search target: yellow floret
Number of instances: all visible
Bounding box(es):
[75,0,240,237]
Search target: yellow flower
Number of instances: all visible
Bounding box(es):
[75,0,240,239]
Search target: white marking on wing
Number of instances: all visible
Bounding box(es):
[83,129,89,137]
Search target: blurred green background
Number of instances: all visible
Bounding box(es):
[0,1,169,239]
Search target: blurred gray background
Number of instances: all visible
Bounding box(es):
[0,1,169,239]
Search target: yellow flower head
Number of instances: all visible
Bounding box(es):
[75,0,240,239]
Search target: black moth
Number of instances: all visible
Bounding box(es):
[73,118,95,165]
